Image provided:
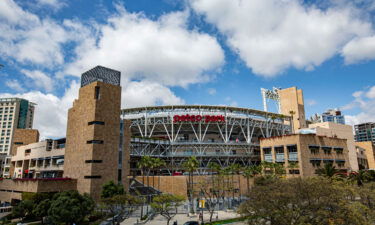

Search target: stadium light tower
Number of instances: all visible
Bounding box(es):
[261,87,281,113]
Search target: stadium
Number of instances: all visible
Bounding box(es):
[122,105,292,175]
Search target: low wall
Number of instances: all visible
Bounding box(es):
[0,178,77,203]
[134,175,254,197]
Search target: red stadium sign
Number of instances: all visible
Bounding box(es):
[173,114,225,123]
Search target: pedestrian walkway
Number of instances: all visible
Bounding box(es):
[121,210,242,225]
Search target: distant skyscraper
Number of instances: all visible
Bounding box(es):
[355,123,375,144]
[311,109,345,125]
[0,98,35,154]
[0,98,36,176]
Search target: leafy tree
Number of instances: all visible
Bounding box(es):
[151,194,185,225]
[32,199,50,224]
[197,175,227,222]
[101,180,124,199]
[12,200,34,221]
[48,190,95,225]
[102,194,140,225]
[183,156,199,214]
[239,177,375,225]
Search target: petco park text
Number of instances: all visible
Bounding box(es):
[173,114,225,123]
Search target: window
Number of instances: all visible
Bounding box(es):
[334,147,344,154]
[263,147,272,155]
[87,140,104,144]
[85,160,103,163]
[289,169,300,174]
[275,146,284,154]
[14,142,23,145]
[94,86,100,100]
[118,169,122,182]
[308,145,320,154]
[88,121,105,125]
[84,175,101,179]
[322,147,332,154]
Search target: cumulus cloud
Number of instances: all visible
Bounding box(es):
[21,69,54,92]
[342,36,375,64]
[0,0,88,67]
[122,80,185,108]
[5,80,25,92]
[0,82,79,139]
[190,0,374,76]
[344,86,375,126]
[65,8,224,87]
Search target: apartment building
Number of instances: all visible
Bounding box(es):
[0,98,36,177]
[260,134,350,177]
[355,123,375,144]
[311,109,345,125]
[355,141,375,170]
[10,138,65,179]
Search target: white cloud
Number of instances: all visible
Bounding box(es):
[207,88,216,95]
[190,0,373,76]
[122,81,185,108]
[306,99,317,106]
[65,8,224,87]
[0,81,79,139]
[0,0,88,67]
[35,0,66,11]
[5,80,25,92]
[21,69,54,92]
[342,36,375,64]
[344,86,375,126]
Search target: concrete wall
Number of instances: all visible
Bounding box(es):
[135,175,253,197]
[0,178,77,203]
[279,87,307,132]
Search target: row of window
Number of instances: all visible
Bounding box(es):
[0,115,13,121]
[308,145,344,154]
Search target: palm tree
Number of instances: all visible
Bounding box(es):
[317,163,338,178]
[183,156,199,214]
[349,170,371,186]
[153,158,166,192]
[137,156,150,218]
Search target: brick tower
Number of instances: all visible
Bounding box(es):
[64,66,127,200]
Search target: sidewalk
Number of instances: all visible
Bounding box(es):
[121,210,242,225]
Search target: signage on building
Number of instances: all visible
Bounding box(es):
[173,114,225,123]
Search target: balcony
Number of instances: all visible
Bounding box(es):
[276,153,285,162]
[288,152,298,161]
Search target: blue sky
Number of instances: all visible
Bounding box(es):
[1,0,375,138]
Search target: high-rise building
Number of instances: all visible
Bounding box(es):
[355,122,375,144]
[0,98,36,177]
[311,109,345,125]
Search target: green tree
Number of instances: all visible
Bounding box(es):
[183,156,199,214]
[151,194,185,225]
[317,163,338,178]
[102,193,140,225]
[32,199,50,224]
[101,180,124,199]
[48,190,95,225]
[12,200,34,221]
[242,165,261,194]
[239,177,374,225]
[349,170,372,186]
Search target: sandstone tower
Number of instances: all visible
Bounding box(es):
[64,66,127,200]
